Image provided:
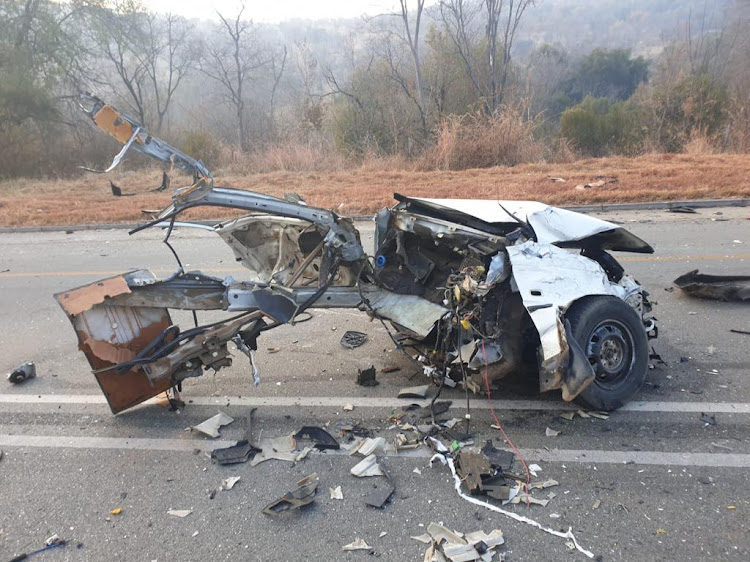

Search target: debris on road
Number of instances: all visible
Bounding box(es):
[351,454,384,477]
[343,403,354,411]
[167,509,192,517]
[545,427,560,437]
[8,362,36,384]
[262,473,319,516]
[9,535,68,561]
[700,412,717,426]
[730,329,750,335]
[109,507,123,515]
[398,385,429,399]
[219,476,241,491]
[674,270,750,302]
[191,412,234,438]
[416,522,505,562]
[294,426,340,450]
[349,436,391,456]
[667,206,697,214]
[560,411,575,421]
[211,440,261,465]
[341,331,368,349]
[356,365,379,386]
[342,538,371,551]
[250,434,312,466]
[329,486,344,500]
[364,482,395,508]
[381,365,401,373]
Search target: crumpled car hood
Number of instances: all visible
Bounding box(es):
[401,197,654,253]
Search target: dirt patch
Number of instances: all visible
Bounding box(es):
[0,153,748,227]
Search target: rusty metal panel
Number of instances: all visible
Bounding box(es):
[55,276,174,414]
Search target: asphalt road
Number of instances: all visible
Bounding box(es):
[1,206,749,561]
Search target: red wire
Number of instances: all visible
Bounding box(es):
[481,340,531,489]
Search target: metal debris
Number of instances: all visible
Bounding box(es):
[191,412,234,438]
[356,365,379,386]
[8,362,36,384]
[262,473,319,516]
[341,331,368,349]
[329,486,344,500]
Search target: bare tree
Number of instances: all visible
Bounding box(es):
[397,0,427,133]
[439,0,536,112]
[200,5,270,152]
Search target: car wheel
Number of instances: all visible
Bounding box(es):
[565,296,648,411]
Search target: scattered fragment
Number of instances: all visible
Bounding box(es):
[592,499,601,510]
[109,507,123,515]
[342,538,371,551]
[398,385,429,399]
[656,528,667,535]
[727,505,736,511]
[8,362,36,384]
[192,531,199,538]
[381,365,401,373]
[577,410,591,419]
[356,365,379,386]
[350,437,389,456]
[191,412,234,438]
[529,479,559,490]
[364,482,395,508]
[411,534,433,544]
[351,454,384,477]
[167,509,192,518]
[294,426,340,450]
[267,347,280,353]
[210,440,260,465]
[413,468,422,475]
[528,463,543,477]
[481,440,515,471]
[343,403,354,411]
[545,427,560,437]
[429,440,595,559]
[560,411,575,421]
[700,412,716,426]
[262,473,319,516]
[418,522,506,562]
[548,177,565,182]
[587,411,610,420]
[667,206,697,214]
[674,270,750,302]
[250,434,312,466]
[329,486,344,500]
[219,476,241,491]
[341,331,368,349]
[711,441,733,452]
[379,531,388,538]
[730,329,750,335]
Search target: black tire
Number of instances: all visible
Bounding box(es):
[565,296,648,411]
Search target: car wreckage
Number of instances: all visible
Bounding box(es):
[56,94,658,414]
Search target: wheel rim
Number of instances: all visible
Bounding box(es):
[585,319,635,387]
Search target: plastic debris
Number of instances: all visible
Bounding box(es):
[417,522,505,562]
[167,509,192,517]
[349,437,389,456]
[343,403,354,411]
[398,385,429,399]
[355,365,379,386]
[528,463,543,477]
[8,362,36,384]
[413,468,422,475]
[262,473,319,516]
[109,507,123,515]
[364,482,395,508]
[341,331,368,349]
[342,538,371,551]
[191,412,234,438]
[294,426,340,450]
[379,531,388,538]
[545,427,560,437]
[250,434,312,466]
[560,411,575,421]
[210,440,260,465]
[428,439,594,559]
[700,412,717,426]
[219,476,241,491]
[329,486,344,500]
[592,499,601,510]
[351,454,384,477]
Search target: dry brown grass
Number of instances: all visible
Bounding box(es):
[1,153,749,227]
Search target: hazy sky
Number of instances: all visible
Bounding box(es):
[145,0,425,22]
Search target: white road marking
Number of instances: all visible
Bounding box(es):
[1,434,748,467]
[1,394,750,413]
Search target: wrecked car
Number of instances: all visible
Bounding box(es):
[56,94,657,414]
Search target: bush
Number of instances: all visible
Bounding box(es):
[560,96,646,157]
[419,106,543,170]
